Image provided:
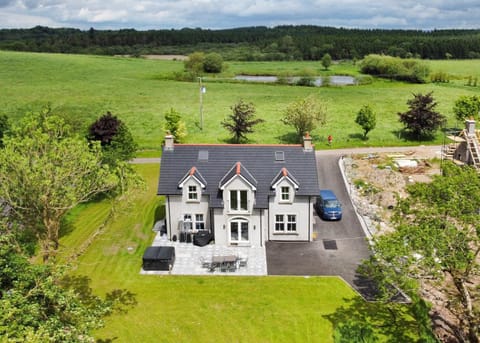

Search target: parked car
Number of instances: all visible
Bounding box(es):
[315,189,342,220]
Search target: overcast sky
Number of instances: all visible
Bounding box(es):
[0,0,479,30]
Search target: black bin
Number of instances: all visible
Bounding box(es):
[193,230,212,247]
[142,246,175,271]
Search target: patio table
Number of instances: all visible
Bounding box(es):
[210,255,237,272]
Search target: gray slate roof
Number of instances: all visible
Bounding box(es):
[157,144,319,208]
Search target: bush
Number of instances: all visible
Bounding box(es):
[203,52,224,73]
[296,76,315,87]
[360,54,430,83]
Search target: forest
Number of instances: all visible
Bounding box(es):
[1,25,480,60]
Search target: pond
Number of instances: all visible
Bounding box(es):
[234,75,357,86]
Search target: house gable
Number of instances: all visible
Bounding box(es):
[219,162,257,191]
[271,167,299,204]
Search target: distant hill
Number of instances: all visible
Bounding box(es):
[1,25,479,60]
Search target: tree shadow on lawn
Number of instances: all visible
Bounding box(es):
[276,132,303,144]
[391,129,436,142]
[348,133,368,141]
[61,274,138,342]
[323,296,421,342]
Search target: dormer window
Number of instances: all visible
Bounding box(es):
[188,185,198,201]
[230,190,248,211]
[281,186,290,201]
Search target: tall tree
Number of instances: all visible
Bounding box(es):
[321,53,332,70]
[398,92,445,139]
[355,105,376,139]
[453,95,480,122]
[0,230,106,342]
[362,162,480,342]
[0,225,136,342]
[164,108,187,143]
[282,95,327,142]
[222,100,264,143]
[88,111,137,167]
[0,109,119,261]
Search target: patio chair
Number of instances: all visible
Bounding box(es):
[239,257,248,267]
[199,256,211,268]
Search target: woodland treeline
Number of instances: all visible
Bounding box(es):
[1,25,480,60]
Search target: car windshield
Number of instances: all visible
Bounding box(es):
[325,200,340,208]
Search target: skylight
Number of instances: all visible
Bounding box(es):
[198,150,209,161]
[275,151,285,161]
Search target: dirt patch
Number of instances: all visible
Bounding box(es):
[103,244,120,256]
[345,150,468,342]
[143,54,187,60]
[125,242,138,254]
[133,223,148,240]
[347,150,441,227]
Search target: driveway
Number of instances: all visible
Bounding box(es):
[266,151,375,298]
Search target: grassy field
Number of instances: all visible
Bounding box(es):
[59,164,421,342]
[1,51,479,152]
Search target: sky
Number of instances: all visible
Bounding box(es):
[0,0,479,31]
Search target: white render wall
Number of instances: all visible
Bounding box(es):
[165,176,210,240]
[213,175,264,246]
[267,178,313,241]
[212,208,265,247]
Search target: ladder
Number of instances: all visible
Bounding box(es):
[465,133,480,169]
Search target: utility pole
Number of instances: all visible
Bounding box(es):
[198,77,206,130]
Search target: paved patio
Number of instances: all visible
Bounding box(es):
[140,233,267,276]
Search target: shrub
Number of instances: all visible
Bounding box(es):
[360,54,430,83]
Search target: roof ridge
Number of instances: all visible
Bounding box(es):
[173,143,303,147]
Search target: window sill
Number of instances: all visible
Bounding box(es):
[273,232,298,235]
[186,200,200,203]
[278,200,293,204]
[229,242,250,246]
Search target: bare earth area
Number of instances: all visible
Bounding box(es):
[342,146,467,342]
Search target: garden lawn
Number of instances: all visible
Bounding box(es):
[1,51,479,150]
[60,164,421,342]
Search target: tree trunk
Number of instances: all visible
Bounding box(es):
[452,276,479,343]
[42,210,61,262]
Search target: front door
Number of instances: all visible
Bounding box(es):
[229,218,249,244]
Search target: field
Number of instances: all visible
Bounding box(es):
[60,164,420,342]
[0,50,456,341]
[1,51,479,152]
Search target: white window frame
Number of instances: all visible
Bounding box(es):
[188,185,198,201]
[230,189,248,211]
[274,214,297,233]
[183,213,206,232]
[287,214,297,232]
[280,186,290,202]
[275,214,285,231]
[229,218,249,244]
[195,214,205,231]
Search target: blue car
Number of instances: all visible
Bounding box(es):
[315,189,342,220]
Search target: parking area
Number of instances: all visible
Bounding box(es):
[266,153,374,298]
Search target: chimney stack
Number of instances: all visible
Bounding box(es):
[303,132,313,151]
[466,118,476,136]
[164,134,174,151]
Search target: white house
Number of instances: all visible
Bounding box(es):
[157,135,319,247]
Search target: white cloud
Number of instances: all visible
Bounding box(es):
[0,0,478,30]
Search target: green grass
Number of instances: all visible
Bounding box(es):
[58,164,423,342]
[1,51,479,151]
